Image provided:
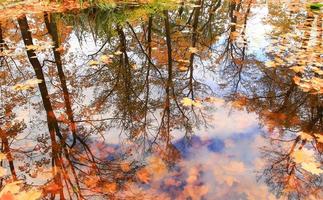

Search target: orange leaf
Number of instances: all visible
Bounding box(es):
[136,168,150,184]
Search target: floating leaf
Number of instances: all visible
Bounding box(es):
[25,42,54,51]
[290,66,305,73]
[299,131,313,141]
[99,55,112,64]
[265,61,276,68]
[0,167,7,177]
[88,60,100,66]
[0,153,6,161]
[293,76,301,84]
[12,79,42,91]
[188,47,199,54]
[102,182,117,193]
[314,134,323,143]
[0,182,21,196]
[312,67,323,75]
[25,79,42,85]
[230,31,240,39]
[292,148,315,164]
[43,183,61,194]
[147,156,167,178]
[301,162,323,175]
[178,65,189,72]
[177,59,190,64]
[136,168,150,184]
[55,46,64,53]
[181,97,202,107]
[114,51,123,55]
[25,45,38,51]
[190,4,201,8]
[16,188,41,200]
[120,162,131,172]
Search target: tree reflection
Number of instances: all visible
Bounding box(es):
[0,0,322,199]
[217,3,323,199]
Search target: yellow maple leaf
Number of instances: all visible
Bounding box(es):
[188,47,199,54]
[0,153,6,161]
[0,181,21,197]
[12,84,30,91]
[0,181,41,200]
[312,67,323,75]
[12,79,42,91]
[301,162,323,175]
[25,45,38,51]
[178,65,189,72]
[181,97,202,107]
[88,60,100,66]
[290,66,305,73]
[25,79,42,86]
[314,134,323,143]
[292,148,315,164]
[114,51,123,55]
[16,188,42,200]
[178,59,190,64]
[265,61,276,68]
[99,55,112,64]
[299,131,313,141]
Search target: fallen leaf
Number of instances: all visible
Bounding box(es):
[99,55,112,64]
[120,163,131,172]
[290,66,305,73]
[301,162,323,175]
[265,61,276,68]
[188,47,199,54]
[181,97,202,107]
[0,167,7,177]
[43,183,61,194]
[114,51,123,55]
[16,188,41,200]
[314,134,323,143]
[102,182,117,193]
[178,65,189,72]
[0,153,6,161]
[88,60,100,66]
[12,79,42,91]
[299,131,313,141]
[292,148,315,164]
[0,181,21,197]
[136,168,150,184]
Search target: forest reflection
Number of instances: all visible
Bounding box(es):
[0,0,322,199]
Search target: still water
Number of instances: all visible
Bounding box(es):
[0,0,322,199]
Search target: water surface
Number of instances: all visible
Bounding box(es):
[0,0,322,199]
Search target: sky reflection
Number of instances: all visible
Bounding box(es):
[0,0,322,199]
